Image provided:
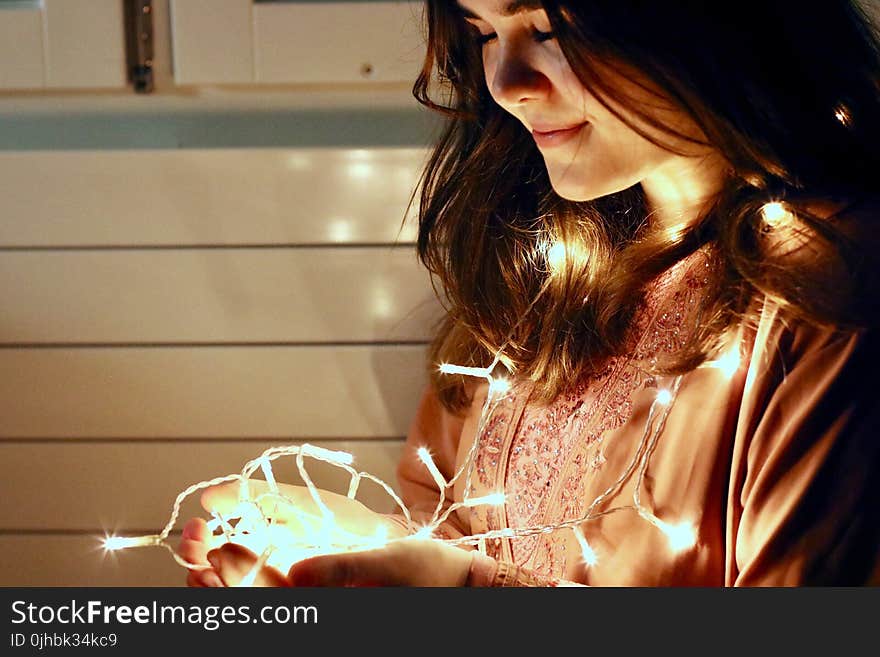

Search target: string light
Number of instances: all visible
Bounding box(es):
[834,103,852,127]
[103,535,162,551]
[417,447,447,489]
[573,527,598,567]
[704,335,742,379]
[462,492,506,508]
[761,201,792,228]
[541,237,590,278]
[546,241,567,272]
[638,511,698,551]
[106,237,710,584]
[106,368,698,582]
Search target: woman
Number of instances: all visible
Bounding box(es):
[180,0,880,586]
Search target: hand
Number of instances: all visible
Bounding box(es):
[178,517,224,587]
[179,480,410,586]
[206,537,474,587]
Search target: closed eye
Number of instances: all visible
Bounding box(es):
[476,31,497,45]
[472,29,555,47]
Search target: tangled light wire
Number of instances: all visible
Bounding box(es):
[104,219,755,584]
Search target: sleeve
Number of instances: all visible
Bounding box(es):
[731,321,880,586]
[466,552,587,587]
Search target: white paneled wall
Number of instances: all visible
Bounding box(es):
[0,146,441,586]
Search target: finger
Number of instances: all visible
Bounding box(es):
[178,519,212,566]
[178,537,209,567]
[288,550,393,587]
[288,541,471,587]
[186,567,224,588]
[207,544,288,587]
[200,482,243,515]
[182,517,210,542]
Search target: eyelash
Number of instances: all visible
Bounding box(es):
[473,28,556,46]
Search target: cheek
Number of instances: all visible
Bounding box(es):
[482,55,500,104]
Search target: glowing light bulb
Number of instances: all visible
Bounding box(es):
[411,526,435,540]
[708,343,741,379]
[655,389,672,405]
[659,520,697,552]
[104,535,160,551]
[761,202,791,227]
[488,377,512,395]
[438,363,491,378]
[417,447,448,490]
[547,241,567,272]
[834,104,852,127]
[463,492,506,508]
[301,444,354,466]
[573,527,598,566]
[260,458,279,494]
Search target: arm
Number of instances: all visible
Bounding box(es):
[731,319,880,585]
[384,383,473,539]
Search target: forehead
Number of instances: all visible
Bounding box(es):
[456,0,544,20]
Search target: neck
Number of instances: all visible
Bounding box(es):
[640,150,729,231]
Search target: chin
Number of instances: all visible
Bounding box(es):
[547,176,608,202]
[546,167,633,203]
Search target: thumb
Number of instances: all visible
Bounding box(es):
[288,550,393,587]
[207,543,289,587]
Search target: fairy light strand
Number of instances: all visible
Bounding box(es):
[104,227,753,583]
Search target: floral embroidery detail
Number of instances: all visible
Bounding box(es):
[471,249,714,578]
[474,412,508,484]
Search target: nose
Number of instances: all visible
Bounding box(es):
[488,44,550,107]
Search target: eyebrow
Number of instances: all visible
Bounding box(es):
[456,1,543,20]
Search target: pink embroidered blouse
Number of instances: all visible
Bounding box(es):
[395,249,880,586]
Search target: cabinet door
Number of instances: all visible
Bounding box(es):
[170,0,424,85]
[0,0,126,90]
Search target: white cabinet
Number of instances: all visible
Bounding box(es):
[170,0,424,85]
[0,5,44,89]
[0,0,126,90]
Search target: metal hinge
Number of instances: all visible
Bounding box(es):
[124,0,154,93]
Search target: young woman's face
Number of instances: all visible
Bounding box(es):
[457,0,711,203]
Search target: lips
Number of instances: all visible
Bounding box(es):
[531,122,590,148]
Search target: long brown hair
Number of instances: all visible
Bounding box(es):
[412,0,880,412]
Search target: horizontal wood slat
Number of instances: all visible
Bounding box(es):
[0,440,406,531]
[0,148,426,246]
[0,346,428,438]
[0,248,442,343]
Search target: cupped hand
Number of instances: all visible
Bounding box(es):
[179,480,411,587]
[200,480,409,540]
[178,517,224,587]
[205,537,473,587]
